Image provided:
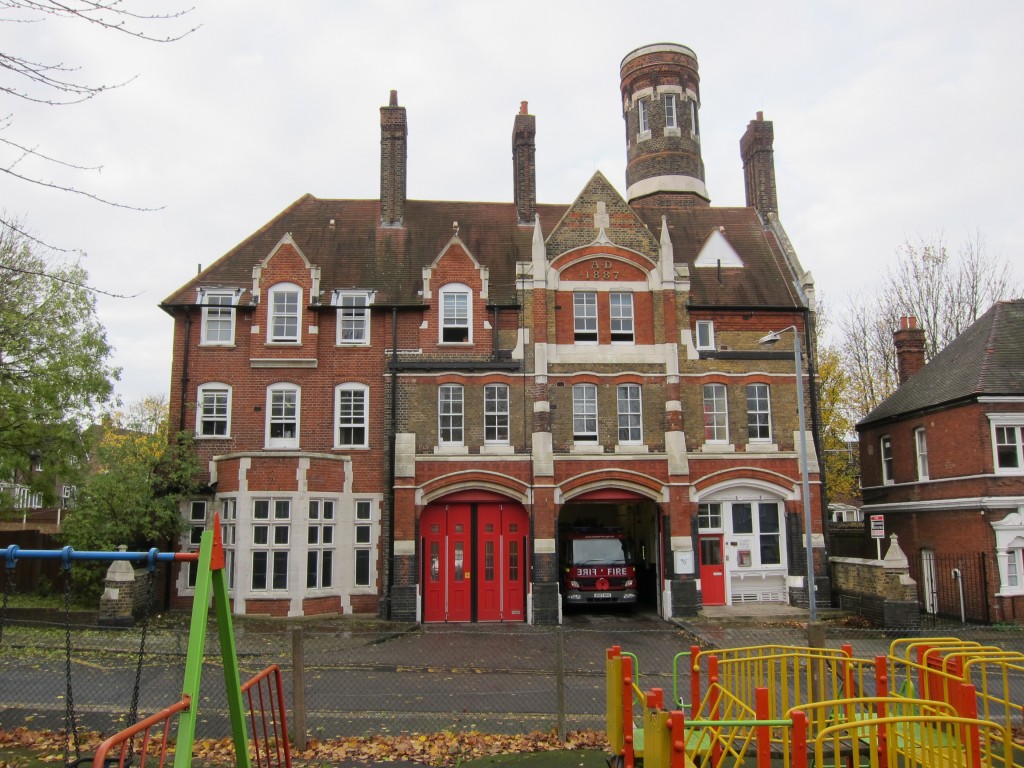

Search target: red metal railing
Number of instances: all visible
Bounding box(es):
[92,696,191,768]
[241,665,292,768]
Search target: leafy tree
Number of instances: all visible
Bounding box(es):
[1,2,196,245]
[816,344,859,507]
[60,397,201,598]
[0,221,118,511]
[838,232,1019,419]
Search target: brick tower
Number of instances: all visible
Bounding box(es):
[620,43,708,206]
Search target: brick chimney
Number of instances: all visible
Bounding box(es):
[512,101,536,225]
[380,90,407,227]
[739,111,778,216]
[894,316,926,384]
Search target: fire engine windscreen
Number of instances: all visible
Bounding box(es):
[570,537,634,565]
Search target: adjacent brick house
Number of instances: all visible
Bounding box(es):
[858,302,1024,623]
[161,43,824,623]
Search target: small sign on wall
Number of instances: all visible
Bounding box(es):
[870,514,884,560]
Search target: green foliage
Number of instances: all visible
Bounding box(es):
[60,399,202,598]
[0,221,118,508]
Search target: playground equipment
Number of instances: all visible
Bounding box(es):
[606,640,1024,768]
[1,516,290,768]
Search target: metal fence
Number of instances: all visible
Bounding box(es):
[3,611,1024,744]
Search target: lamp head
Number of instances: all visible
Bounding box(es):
[757,332,782,346]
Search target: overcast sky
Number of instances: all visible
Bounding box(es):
[4,1,1022,406]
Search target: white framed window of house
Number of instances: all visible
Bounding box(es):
[439,283,471,343]
[731,502,783,566]
[573,383,598,443]
[746,383,772,442]
[992,513,1024,596]
[695,320,715,351]
[698,502,723,531]
[267,283,301,343]
[200,291,238,345]
[638,97,650,135]
[617,384,643,444]
[689,98,700,138]
[354,499,376,588]
[335,383,368,448]
[266,383,300,449]
[573,292,598,343]
[220,498,236,590]
[334,291,372,345]
[438,384,464,445]
[251,499,291,591]
[703,383,728,443]
[663,93,678,129]
[484,383,510,444]
[185,500,207,589]
[990,416,1024,474]
[915,427,929,481]
[196,383,231,438]
[880,435,894,484]
[609,292,634,344]
[307,499,336,589]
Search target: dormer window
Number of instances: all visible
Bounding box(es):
[268,283,301,343]
[439,284,471,343]
[199,289,241,345]
[695,320,715,351]
[333,291,372,345]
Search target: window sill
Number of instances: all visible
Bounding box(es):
[334,445,369,451]
[700,443,735,453]
[637,130,652,142]
[481,444,514,455]
[663,127,682,137]
[571,442,604,454]
[196,434,232,440]
[337,341,370,347]
[434,445,469,455]
[615,444,648,454]
[438,341,473,346]
[995,469,1024,476]
[265,340,302,347]
[746,442,778,453]
[199,342,236,348]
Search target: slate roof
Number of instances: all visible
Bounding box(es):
[162,191,804,310]
[859,300,1024,426]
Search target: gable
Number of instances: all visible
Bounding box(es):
[544,172,659,260]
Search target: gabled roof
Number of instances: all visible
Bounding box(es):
[162,189,806,311]
[859,300,1024,426]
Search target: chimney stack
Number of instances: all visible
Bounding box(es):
[512,101,536,225]
[380,90,407,227]
[894,316,926,384]
[739,111,778,216]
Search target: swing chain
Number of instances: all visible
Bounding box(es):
[124,567,157,762]
[63,567,81,765]
[0,563,14,647]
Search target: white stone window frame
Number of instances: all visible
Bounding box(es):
[703,383,729,444]
[992,510,1024,596]
[307,499,336,590]
[663,92,678,130]
[637,97,651,137]
[616,383,643,445]
[880,435,894,484]
[353,499,378,589]
[334,383,369,449]
[220,497,237,591]
[439,283,472,344]
[251,498,291,592]
[989,414,1024,475]
[266,383,300,449]
[609,291,635,345]
[914,427,929,481]
[695,320,715,350]
[196,382,232,439]
[199,289,241,346]
[333,290,372,346]
[267,283,302,344]
[746,383,772,443]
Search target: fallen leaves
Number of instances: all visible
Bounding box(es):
[0,726,609,767]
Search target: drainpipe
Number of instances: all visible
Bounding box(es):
[383,305,399,619]
[178,308,193,433]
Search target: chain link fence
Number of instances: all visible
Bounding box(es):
[3,610,1024,744]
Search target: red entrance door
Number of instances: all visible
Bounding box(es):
[699,534,726,606]
[421,501,527,622]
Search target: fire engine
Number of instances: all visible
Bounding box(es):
[560,527,638,605]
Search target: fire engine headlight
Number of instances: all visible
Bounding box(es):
[625,579,635,587]
[569,580,580,589]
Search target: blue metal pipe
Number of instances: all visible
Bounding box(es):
[3,545,181,571]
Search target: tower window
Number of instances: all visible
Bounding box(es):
[638,98,650,134]
[664,93,678,129]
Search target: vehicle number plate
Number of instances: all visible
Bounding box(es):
[594,592,612,599]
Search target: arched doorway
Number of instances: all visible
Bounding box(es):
[420,492,528,623]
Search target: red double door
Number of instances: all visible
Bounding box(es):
[421,501,528,622]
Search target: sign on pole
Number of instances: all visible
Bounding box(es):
[870,514,884,559]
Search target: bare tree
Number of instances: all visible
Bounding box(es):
[0,1,197,246]
[839,232,1019,419]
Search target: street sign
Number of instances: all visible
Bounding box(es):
[870,514,884,538]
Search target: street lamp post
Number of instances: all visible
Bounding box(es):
[758,326,817,626]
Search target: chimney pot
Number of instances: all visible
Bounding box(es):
[389,90,398,107]
[756,110,763,121]
[520,101,529,115]
[893,317,926,384]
